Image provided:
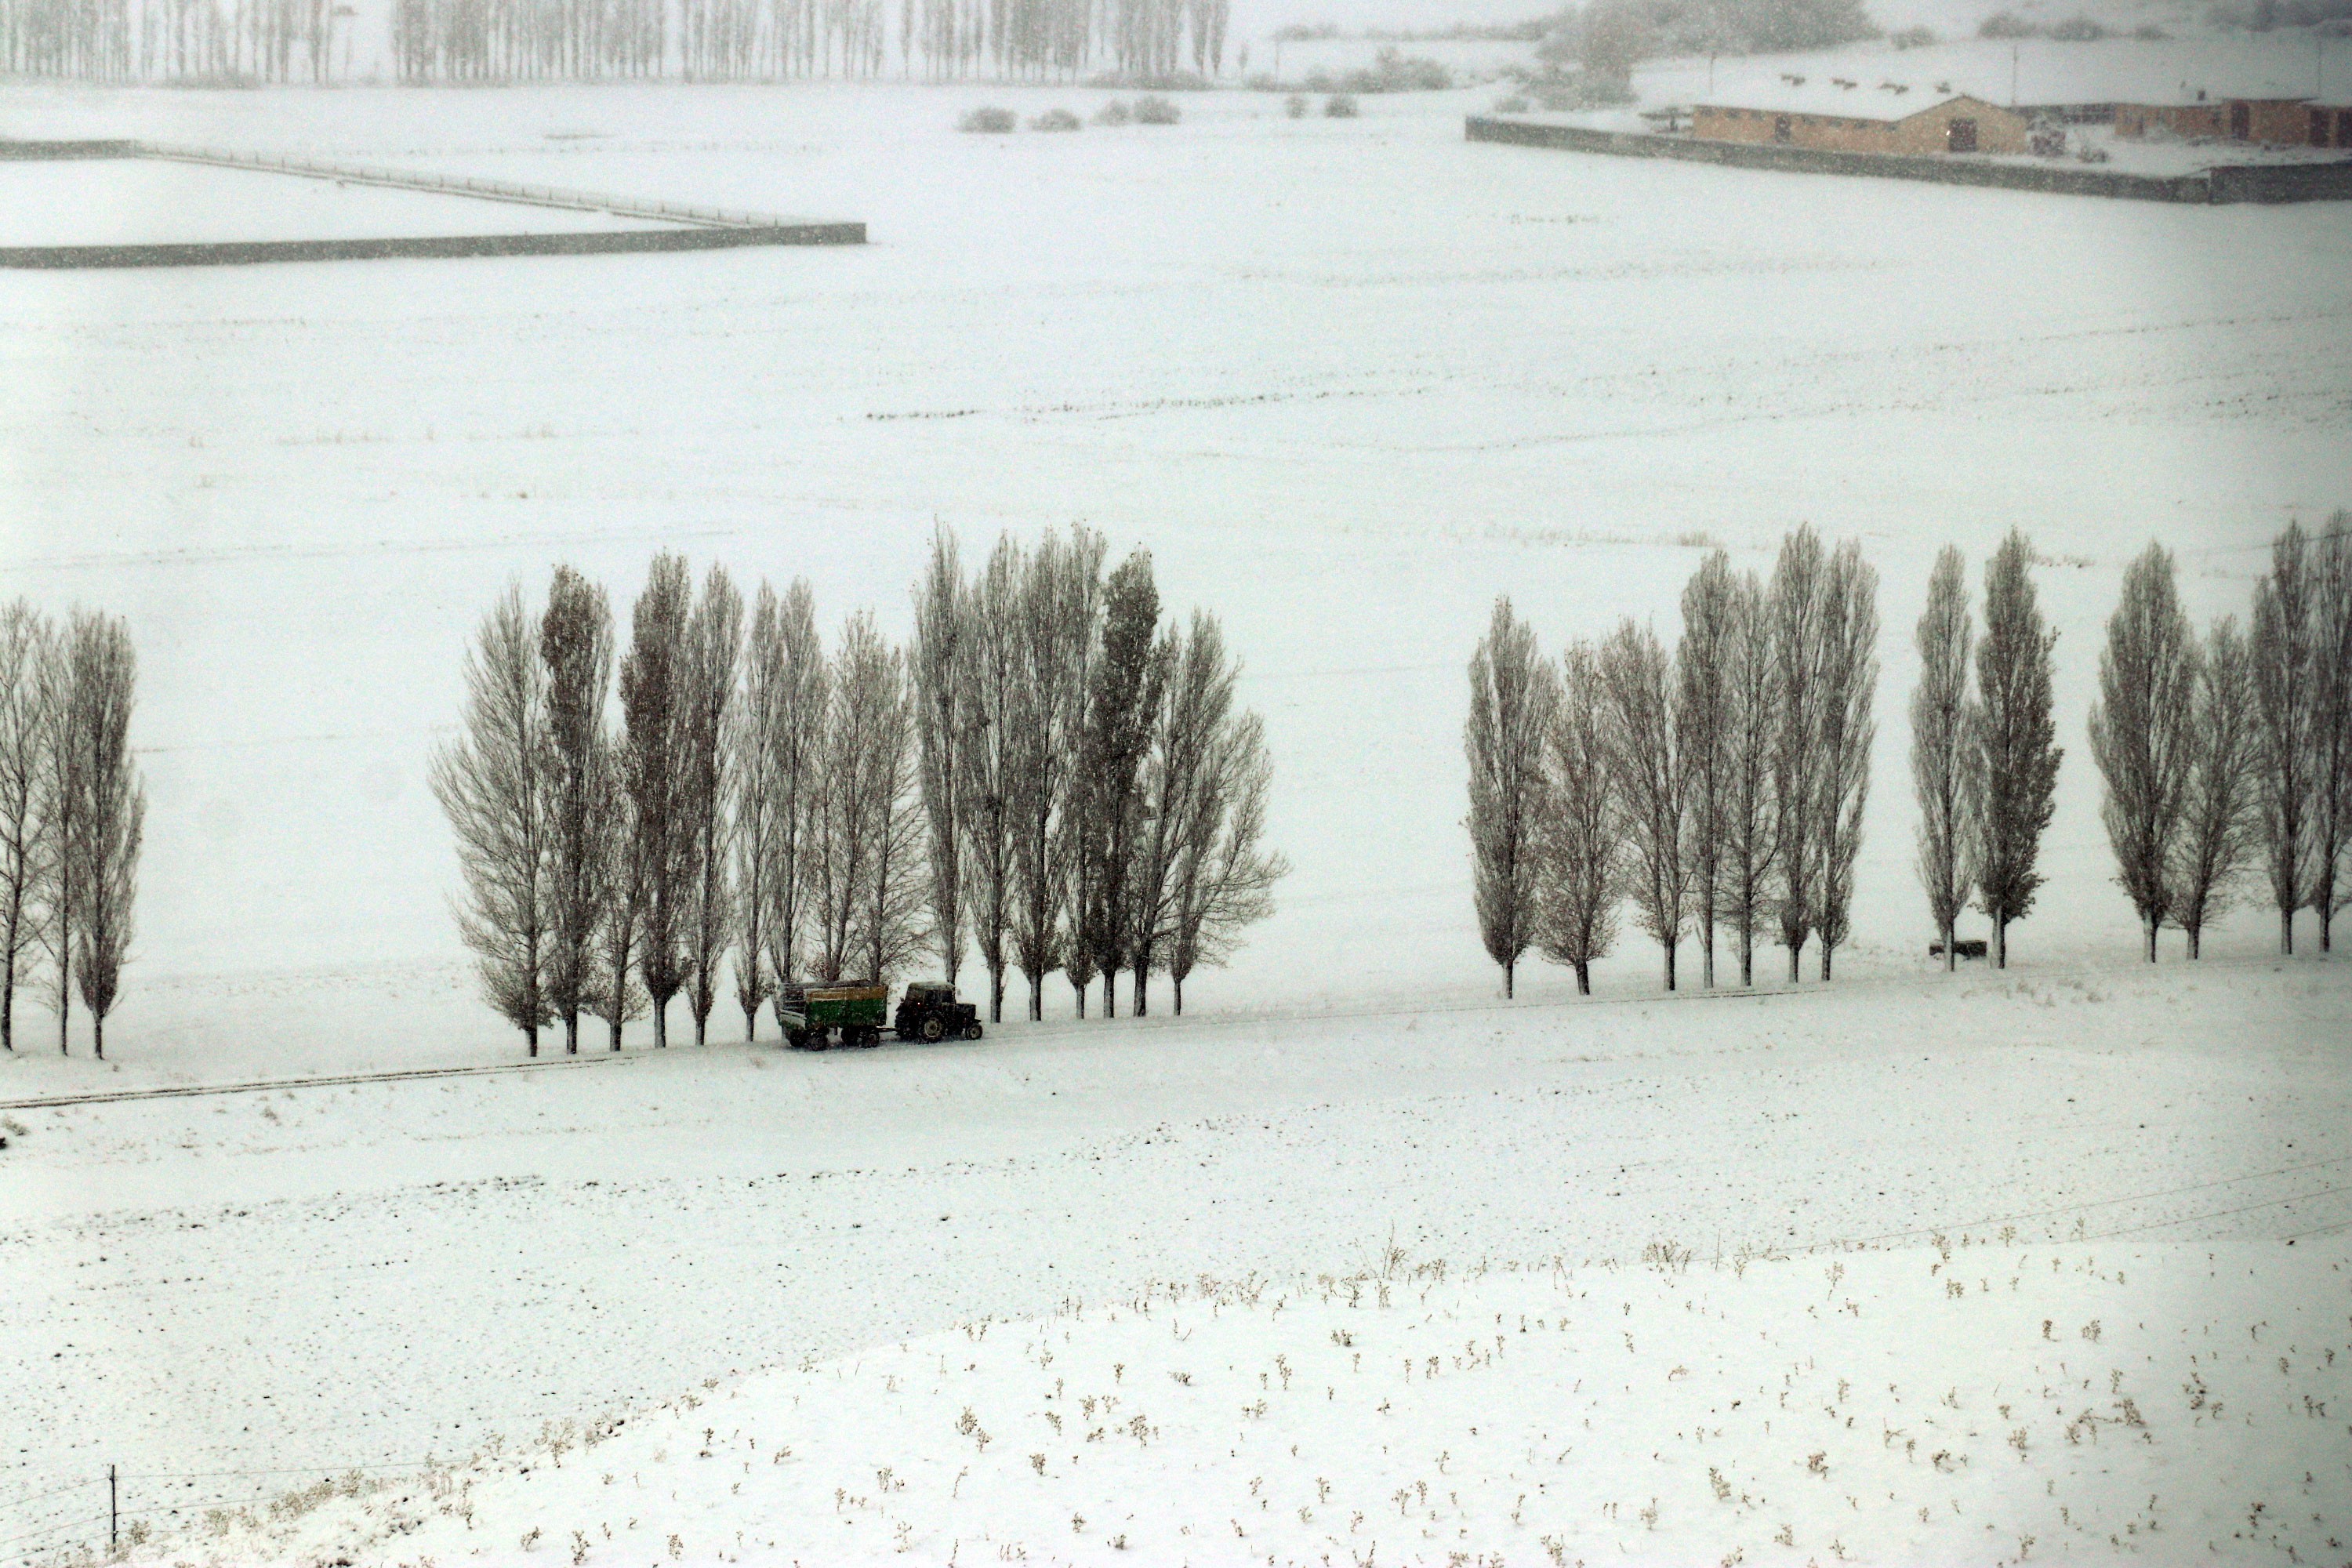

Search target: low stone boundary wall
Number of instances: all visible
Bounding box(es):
[0,225,862,269]
[0,137,866,266]
[1465,117,2350,204]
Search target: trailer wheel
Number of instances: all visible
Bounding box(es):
[786,1029,808,1050]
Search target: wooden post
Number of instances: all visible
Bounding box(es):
[109,1465,117,1549]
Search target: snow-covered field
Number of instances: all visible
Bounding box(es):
[0,162,688,249]
[1,68,2348,1567]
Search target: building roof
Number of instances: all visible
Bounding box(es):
[1693,79,2000,123]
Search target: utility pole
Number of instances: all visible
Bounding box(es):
[2010,42,2020,108]
[109,1465,117,1551]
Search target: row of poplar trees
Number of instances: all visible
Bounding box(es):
[0,0,338,82]
[0,601,147,1060]
[434,527,1283,1056]
[1469,524,2073,998]
[390,0,1228,82]
[2088,516,2352,961]
[4,0,1229,79]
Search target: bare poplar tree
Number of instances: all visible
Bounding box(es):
[621,554,694,1047]
[2089,543,2197,962]
[2172,617,2258,960]
[1466,597,1557,999]
[912,528,968,987]
[541,566,613,1055]
[1125,615,1201,1015]
[1076,550,1167,1018]
[681,567,742,1047]
[1813,540,1878,982]
[760,580,828,997]
[1599,619,1690,989]
[1716,568,1777,985]
[1768,526,1826,980]
[812,613,927,985]
[590,737,646,1052]
[1911,546,1978,971]
[2250,521,2314,955]
[1677,552,1736,988]
[0,602,51,1054]
[432,586,552,1054]
[1054,535,1112,1020]
[956,537,1025,1022]
[64,612,143,1062]
[35,633,79,1054]
[1973,530,2061,969]
[1167,706,1283,1015]
[2308,516,2352,950]
[1011,528,1102,1020]
[1537,638,1619,995]
[734,584,786,1041]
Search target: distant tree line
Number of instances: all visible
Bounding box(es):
[0,0,339,82]
[0,601,147,1060]
[2089,516,2352,961]
[2,0,1225,81]
[435,528,1283,1055]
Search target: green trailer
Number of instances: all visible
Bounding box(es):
[779,983,888,1049]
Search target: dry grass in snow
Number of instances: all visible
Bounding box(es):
[140,1237,2350,1567]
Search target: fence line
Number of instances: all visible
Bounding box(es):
[138,142,808,230]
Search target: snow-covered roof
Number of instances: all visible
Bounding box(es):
[1693,77,1989,122]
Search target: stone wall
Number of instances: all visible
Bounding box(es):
[1463,117,2350,203]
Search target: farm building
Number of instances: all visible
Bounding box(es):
[1690,82,2028,155]
[2114,93,2352,147]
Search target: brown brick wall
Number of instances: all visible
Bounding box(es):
[2115,99,2322,146]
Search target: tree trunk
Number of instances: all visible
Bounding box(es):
[1943,921,1956,972]
[1173,975,1184,1015]
[1102,974,1115,1019]
[93,1014,103,1061]
[609,1016,624,1051]
[1700,931,1715,989]
[743,1003,758,1044]
[1575,963,1590,996]
[57,982,67,1054]
[1133,968,1149,1016]
[1738,923,1753,987]
[1504,956,1515,1000]
[2281,908,2295,956]
[1029,978,1041,1022]
[1994,917,2008,970]
[1663,943,1676,992]
[525,1023,539,1057]
[565,1013,579,1054]
[2322,906,2336,953]
[1786,942,1801,983]
[2187,924,2202,960]
[653,1000,669,1047]
[1820,942,1834,982]
[2144,920,2159,963]
[2,969,12,1051]
[693,1011,706,1046]
[989,965,1004,1024]
[1073,982,1087,1019]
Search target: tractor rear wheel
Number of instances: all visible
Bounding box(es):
[920,1014,946,1043]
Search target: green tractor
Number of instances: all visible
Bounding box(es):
[779,981,982,1049]
[894,982,983,1044]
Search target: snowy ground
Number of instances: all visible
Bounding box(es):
[1,67,2348,1568]
[4,958,2348,1562]
[0,80,2346,1087]
[129,1240,2352,1566]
